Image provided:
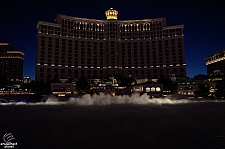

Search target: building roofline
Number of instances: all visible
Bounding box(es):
[205,49,225,59]
[117,17,166,23]
[37,21,61,28]
[0,42,13,46]
[163,24,184,29]
[213,49,225,55]
[57,14,166,23]
[58,14,106,23]
[7,50,25,55]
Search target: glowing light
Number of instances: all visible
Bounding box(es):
[156,87,161,92]
[105,8,118,20]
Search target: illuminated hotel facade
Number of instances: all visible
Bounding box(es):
[205,49,225,75]
[0,42,24,82]
[36,8,186,82]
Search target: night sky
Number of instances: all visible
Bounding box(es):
[0,0,225,80]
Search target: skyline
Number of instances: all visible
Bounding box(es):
[1,0,225,80]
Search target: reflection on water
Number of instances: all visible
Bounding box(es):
[212,129,225,149]
[0,94,225,149]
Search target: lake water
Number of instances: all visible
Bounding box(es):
[0,94,225,149]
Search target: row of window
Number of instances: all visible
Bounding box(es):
[39,22,182,39]
[38,68,185,79]
[41,36,182,44]
[60,19,164,32]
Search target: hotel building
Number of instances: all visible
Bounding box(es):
[0,42,24,82]
[205,49,225,75]
[36,8,186,82]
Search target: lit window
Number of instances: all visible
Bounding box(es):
[151,87,155,92]
[156,87,161,92]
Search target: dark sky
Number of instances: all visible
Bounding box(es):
[1,0,225,80]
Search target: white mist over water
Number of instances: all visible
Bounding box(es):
[67,93,191,105]
[50,93,191,105]
[68,93,149,105]
[1,93,224,106]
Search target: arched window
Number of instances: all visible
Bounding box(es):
[146,87,150,92]
[151,87,155,92]
[156,87,161,92]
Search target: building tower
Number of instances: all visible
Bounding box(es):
[0,41,24,83]
[36,8,186,82]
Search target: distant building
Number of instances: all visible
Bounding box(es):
[0,41,24,83]
[23,75,31,84]
[36,8,186,82]
[132,83,163,97]
[205,49,225,75]
[177,79,205,97]
[51,79,75,97]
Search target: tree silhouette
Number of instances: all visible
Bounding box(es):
[76,76,89,91]
[157,77,176,93]
[0,75,9,88]
[194,74,208,80]
[215,79,225,98]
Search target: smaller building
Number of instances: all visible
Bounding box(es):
[132,83,163,97]
[206,49,225,75]
[23,75,31,84]
[51,79,75,97]
[177,80,196,97]
[90,77,126,96]
[177,79,205,97]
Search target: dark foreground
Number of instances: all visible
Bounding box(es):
[0,102,225,149]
